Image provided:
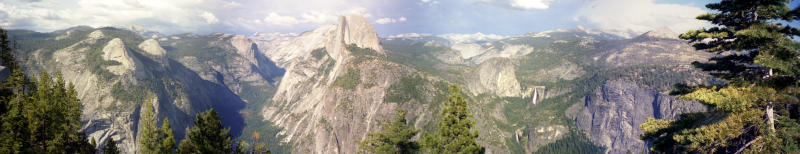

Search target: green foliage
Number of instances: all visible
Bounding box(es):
[332,67,361,90]
[533,130,606,154]
[423,85,485,154]
[356,109,422,154]
[178,109,237,154]
[16,71,92,153]
[140,103,177,154]
[0,30,95,153]
[238,81,277,105]
[163,33,240,65]
[381,40,457,76]
[235,81,289,153]
[104,137,121,154]
[140,103,160,154]
[384,76,426,104]
[16,29,93,62]
[640,0,800,153]
[347,44,381,57]
[6,30,54,42]
[79,38,119,81]
[159,118,177,153]
[310,47,328,60]
[110,81,155,111]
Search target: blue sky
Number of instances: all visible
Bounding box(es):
[1,0,799,37]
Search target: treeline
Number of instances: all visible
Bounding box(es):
[162,33,239,65]
[139,103,271,154]
[235,81,291,153]
[1,27,275,153]
[357,84,486,154]
[0,27,100,153]
[532,130,606,154]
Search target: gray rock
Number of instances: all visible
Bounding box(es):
[574,80,706,154]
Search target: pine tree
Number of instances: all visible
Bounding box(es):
[0,28,93,152]
[104,137,120,154]
[158,118,177,153]
[639,0,800,153]
[140,103,160,154]
[423,84,485,154]
[178,108,236,154]
[356,109,421,154]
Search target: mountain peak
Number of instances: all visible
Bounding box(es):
[325,14,384,61]
[639,25,679,39]
[576,25,588,31]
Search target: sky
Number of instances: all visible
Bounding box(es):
[1,0,799,37]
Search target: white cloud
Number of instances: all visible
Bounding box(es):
[199,11,219,24]
[579,0,707,33]
[510,0,553,10]
[301,11,337,24]
[264,13,300,26]
[375,17,395,24]
[375,17,407,24]
[470,0,552,10]
[418,0,439,6]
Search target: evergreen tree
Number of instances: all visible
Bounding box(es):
[423,85,485,154]
[0,26,32,154]
[0,27,94,153]
[104,137,120,154]
[356,109,421,154]
[178,108,236,154]
[640,0,800,153]
[140,103,160,154]
[159,118,177,153]
[244,131,270,154]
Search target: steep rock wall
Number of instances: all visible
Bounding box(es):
[572,80,706,154]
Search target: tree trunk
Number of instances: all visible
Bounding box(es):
[767,100,775,133]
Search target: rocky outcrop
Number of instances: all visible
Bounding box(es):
[571,80,706,154]
[437,32,505,45]
[261,14,510,154]
[523,86,571,105]
[229,35,284,80]
[467,57,522,97]
[593,34,712,68]
[451,43,486,59]
[102,38,151,79]
[25,28,275,154]
[426,42,474,66]
[326,14,385,62]
[253,25,335,68]
[639,26,679,39]
[451,42,534,64]
[138,39,169,69]
[468,43,534,64]
[525,125,568,153]
[112,25,165,39]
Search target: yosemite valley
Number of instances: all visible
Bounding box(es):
[4,14,716,154]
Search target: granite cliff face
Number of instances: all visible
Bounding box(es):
[102,38,151,78]
[138,39,169,69]
[261,14,511,153]
[252,25,334,68]
[326,14,385,62]
[570,80,706,154]
[467,57,522,97]
[19,28,282,153]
